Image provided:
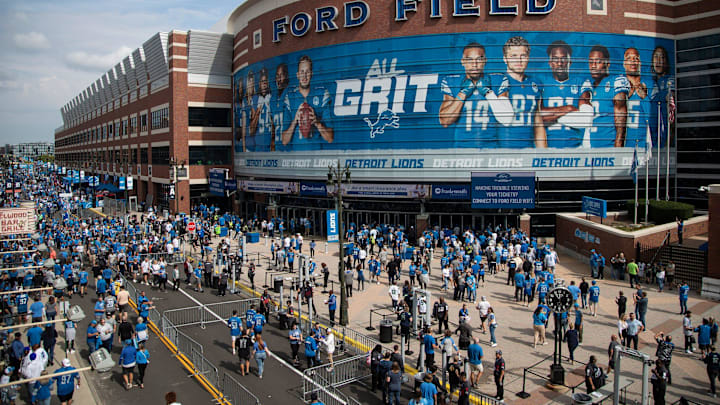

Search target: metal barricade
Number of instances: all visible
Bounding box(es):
[163,306,206,328]
[303,370,354,405]
[204,298,261,321]
[220,372,261,405]
[303,354,370,388]
[161,315,203,356]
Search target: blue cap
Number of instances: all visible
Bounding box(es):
[125,339,133,345]
[592,280,597,285]
[574,303,579,307]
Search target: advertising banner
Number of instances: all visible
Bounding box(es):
[209,169,226,197]
[0,208,36,236]
[582,196,607,218]
[239,180,298,194]
[127,176,134,190]
[300,182,328,196]
[326,210,339,243]
[233,31,675,182]
[471,172,535,209]
[327,183,430,199]
[119,177,126,190]
[432,184,470,200]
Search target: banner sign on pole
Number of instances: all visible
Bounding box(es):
[209,169,226,196]
[471,172,536,209]
[326,210,339,243]
[127,176,134,190]
[582,196,607,218]
[119,177,126,191]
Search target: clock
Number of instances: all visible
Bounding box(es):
[547,287,574,313]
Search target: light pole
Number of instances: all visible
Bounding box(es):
[327,160,351,326]
[169,158,186,215]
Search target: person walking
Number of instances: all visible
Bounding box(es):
[119,339,137,390]
[433,297,449,334]
[618,314,629,346]
[53,358,80,405]
[467,338,484,387]
[584,355,605,394]
[488,307,498,347]
[627,259,639,288]
[532,306,547,348]
[386,361,403,405]
[321,328,335,371]
[589,281,600,317]
[654,332,675,385]
[678,281,690,314]
[252,334,268,379]
[135,342,149,389]
[573,304,584,345]
[684,311,696,353]
[325,290,337,327]
[565,323,580,364]
[650,359,669,405]
[626,313,644,350]
[703,346,720,398]
[579,278,589,309]
[637,291,649,327]
[493,350,505,401]
[615,291,627,319]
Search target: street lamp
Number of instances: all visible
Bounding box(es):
[327,160,351,326]
[169,158,186,215]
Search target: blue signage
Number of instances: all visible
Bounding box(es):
[300,182,328,196]
[209,169,226,196]
[431,184,470,200]
[326,210,339,243]
[471,172,535,209]
[119,177,126,190]
[582,196,607,218]
[225,179,237,192]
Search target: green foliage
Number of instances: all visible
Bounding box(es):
[626,199,694,224]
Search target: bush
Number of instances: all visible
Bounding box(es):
[625,199,694,224]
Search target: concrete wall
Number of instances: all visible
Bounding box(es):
[556,213,708,263]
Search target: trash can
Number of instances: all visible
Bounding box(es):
[379,319,393,343]
[572,393,593,405]
[278,309,288,330]
[273,276,284,293]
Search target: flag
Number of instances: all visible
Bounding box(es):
[668,92,676,124]
[644,120,653,163]
[630,146,639,184]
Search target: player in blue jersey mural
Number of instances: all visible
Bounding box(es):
[273,63,289,152]
[439,42,513,149]
[241,71,258,152]
[282,55,334,150]
[495,36,546,149]
[623,48,650,148]
[540,41,593,148]
[649,46,674,148]
[587,45,630,148]
[249,68,275,152]
[233,76,244,153]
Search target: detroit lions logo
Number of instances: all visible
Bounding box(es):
[363,109,400,138]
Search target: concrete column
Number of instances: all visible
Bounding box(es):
[520,213,531,236]
[416,214,429,235]
[702,185,720,300]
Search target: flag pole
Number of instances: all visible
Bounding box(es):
[656,102,661,200]
[666,97,671,201]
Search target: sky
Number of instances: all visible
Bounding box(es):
[0,0,242,145]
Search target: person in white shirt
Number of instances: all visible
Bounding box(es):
[321,328,336,371]
[388,282,400,310]
[476,296,491,334]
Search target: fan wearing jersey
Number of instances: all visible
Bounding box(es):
[540,41,593,148]
[272,63,289,152]
[233,76,244,153]
[623,48,650,148]
[649,46,674,148]
[587,45,630,147]
[439,42,513,149]
[241,71,258,152]
[228,310,242,355]
[248,68,275,152]
[495,36,546,149]
[282,55,334,149]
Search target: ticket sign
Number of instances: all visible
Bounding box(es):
[471,172,535,209]
[326,210,339,243]
[582,196,607,218]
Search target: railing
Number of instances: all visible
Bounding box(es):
[303,354,370,389]
[190,346,219,388]
[220,372,261,405]
[636,242,708,290]
[161,314,204,356]
[303,370,355,405]
[163,298,260,329]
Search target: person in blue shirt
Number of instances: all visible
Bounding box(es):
[29,295,44,323]
[419,373,438,404]
[53,358,80,404]
[135,342,150,389]
[95,276,107,298]
[533,306,548,348]
[541,40,594,148]
[678,282,690,314]
[228,310,242,355]
[304,329,319,369]
[27,324,43,347]
[524,274,535,307]
[33,373,54,405]
[252,312,266,335]
[587,45,630,148]
[281,56,334,150]
[494,36,546,149]
[589,280,601,317]
[16,291,29,323]
[119,339,137,390]
[467,337,484,386]
[325,290,337,327]
[78,269,88,297]
[422,327,439,370]
[567,281,581,304]
[537,279,549,304]
[245,304,257,329]
[514,269,525,302]
[86,320,100,352]
[695,318,713,357]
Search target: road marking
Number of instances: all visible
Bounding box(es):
[177,288,350,404]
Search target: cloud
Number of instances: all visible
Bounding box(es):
[64,46,133,72]
[13,32,51,50]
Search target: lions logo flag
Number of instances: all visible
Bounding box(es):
[631,146,639,184]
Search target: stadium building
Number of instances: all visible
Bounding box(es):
[55,0,720,235]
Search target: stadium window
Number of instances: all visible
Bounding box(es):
[151,107,169,130]
[188,145,232,165]
[151,146,169,165]
[140,113,148,132]
[188,107,231,127]
[140,148,148,164]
